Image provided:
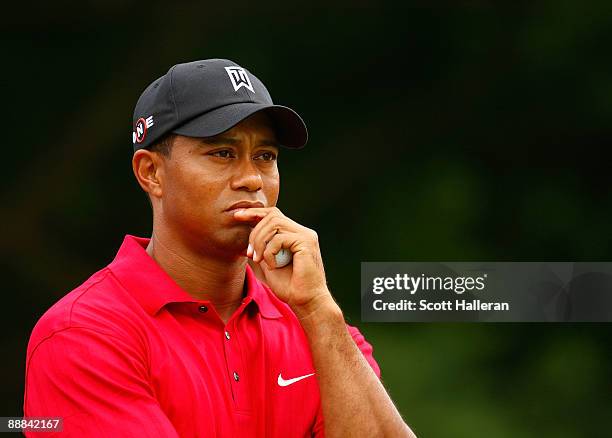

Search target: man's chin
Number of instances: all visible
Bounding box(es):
[186,226,251,260]
[221,230,251,258]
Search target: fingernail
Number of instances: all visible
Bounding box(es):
[247,243,253,257]
[253,250,258,261]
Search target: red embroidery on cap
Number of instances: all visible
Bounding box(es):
[134,117,148,143]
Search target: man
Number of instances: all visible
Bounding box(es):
[23,59,415,437]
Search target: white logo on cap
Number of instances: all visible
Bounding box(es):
[225,66,255,93]
[132,115,154,144]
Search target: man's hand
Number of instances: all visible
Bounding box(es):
[233,207,334,317]
[235,206,416,438]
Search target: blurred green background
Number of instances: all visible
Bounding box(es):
[3,2,612,437]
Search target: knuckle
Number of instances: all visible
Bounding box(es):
[263,250,275,266]
[269,216,283,227]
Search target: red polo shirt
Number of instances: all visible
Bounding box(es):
[24,235,381,437]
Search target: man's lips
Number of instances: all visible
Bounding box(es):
[225,201,265,212]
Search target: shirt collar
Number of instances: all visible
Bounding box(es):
[108,235,282,319]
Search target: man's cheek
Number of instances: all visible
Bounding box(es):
[264,179,280,205]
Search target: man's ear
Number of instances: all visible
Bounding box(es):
[132,149,164,199]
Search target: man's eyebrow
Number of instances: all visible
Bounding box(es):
[198,137,280,148]
[199,137,240,146]
[258,139,281,148]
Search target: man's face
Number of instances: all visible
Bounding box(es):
[156,112,280,258]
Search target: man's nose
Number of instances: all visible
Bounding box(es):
[230,158,263,192]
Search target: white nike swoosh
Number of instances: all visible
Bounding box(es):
[277,372,315,387]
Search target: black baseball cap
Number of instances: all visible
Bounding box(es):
[132,59,308,151]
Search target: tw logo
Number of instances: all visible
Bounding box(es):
[133,116,154,144]
[225,66,254,93]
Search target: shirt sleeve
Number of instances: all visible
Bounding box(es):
[23,326,179,438]
[312,323,381,437]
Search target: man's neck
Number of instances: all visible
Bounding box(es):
[145,230,247,324]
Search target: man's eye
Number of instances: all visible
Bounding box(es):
[210,150,234,158]
[256,152,277,161]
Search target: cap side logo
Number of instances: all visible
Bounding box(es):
[225,66,255,93]
[132,116,154,144]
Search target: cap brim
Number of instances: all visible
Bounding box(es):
[171,103,308,149]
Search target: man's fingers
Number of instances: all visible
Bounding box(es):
[251,222,282,263]
[243,209,300,263]
[248,213,283,259]
[237,207,307,266]
[233,207,280,221]
[262,234,296,269]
